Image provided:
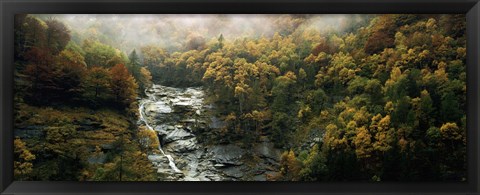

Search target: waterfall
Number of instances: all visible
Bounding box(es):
[139,89,182,173]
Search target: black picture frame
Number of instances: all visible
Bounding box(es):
[1,0,479,194]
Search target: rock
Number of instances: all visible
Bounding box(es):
[313,137,321,142]
[181,118,197,123]
[254,141,281,161]
[214,163,227,168]
[148,155,169,163]
[141,85,228,181]
[145,102,172,114]
[157,168,173,174]
[253,174,267,181]
[201,172,222,181]
[265,158,280,167]
[183,176,201,181]
[154,127,168,137]
[164,128,193,143]
[209,116,226,129]
[222,166,245,179]
[209,145,244,166]
[166,138,198,153]
[176,159,188,169]
[172,101,194,113]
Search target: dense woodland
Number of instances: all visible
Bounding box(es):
[14,14,466,181]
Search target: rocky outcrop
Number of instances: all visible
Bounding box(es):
[165,138,198,153]
[139,84,281,181]
[164,128,194,143]
[208,145,245,166]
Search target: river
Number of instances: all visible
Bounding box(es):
[138,84,282,181]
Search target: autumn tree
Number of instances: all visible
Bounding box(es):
[109,64,139,110]
[45,19,71,55]
[14,137,36,180]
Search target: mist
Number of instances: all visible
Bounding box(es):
[35,14,369,53]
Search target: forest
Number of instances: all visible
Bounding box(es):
[14,14,466,181]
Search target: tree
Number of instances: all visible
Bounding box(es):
[372,114,394,153]
[299,145,328,181]
[82,66,111,104]
[82,40,127,67]
[185,33,206,51]
[354,126,373,159]
[364,15,396,54]
[137,126,159,152]
[109,64,138,108]
[138,67,153,94]
[45,19,71,55]
[439,122,462,141]
[16,16,48,58]
[54,48,87,100]
[14,137,36,180]
[278,150,302,181]
[217,34,225,49]
[23,47,56,103]
[140,45,167,80]
[127,49,141,78]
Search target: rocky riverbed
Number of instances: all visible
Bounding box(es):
[138,84,282,181]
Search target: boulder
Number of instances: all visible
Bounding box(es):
[164,128,193,143]
[208,145,244,166]
[166,138,198,153]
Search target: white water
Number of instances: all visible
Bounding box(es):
[138,90,182,173]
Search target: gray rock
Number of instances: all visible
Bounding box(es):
[167,126,175,130]
[222,166,245,179]
[164,128,193,143]
[209,145,244,166]
[252,174,267,181]
[166,138,198,153]
[254,141,281,161]
[148,155,169,163]
[145,102,172,114]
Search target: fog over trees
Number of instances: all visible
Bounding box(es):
[14,14,466,182]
